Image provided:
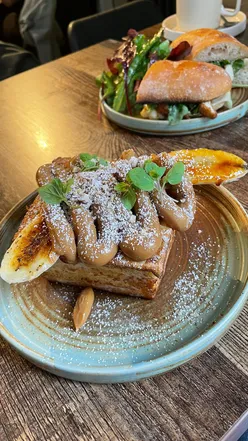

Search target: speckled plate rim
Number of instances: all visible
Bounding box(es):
[100,90,248,136]
[1,187,248,383]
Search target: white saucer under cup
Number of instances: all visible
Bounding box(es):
[163,11,247,41]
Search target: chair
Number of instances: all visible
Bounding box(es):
[68,0,165,53]
[0,41,39,81]
[155,0,176,18]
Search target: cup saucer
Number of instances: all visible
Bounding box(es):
[162,10,247,41]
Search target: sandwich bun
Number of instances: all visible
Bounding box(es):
[170,28,248,62]
[136,60,232,104]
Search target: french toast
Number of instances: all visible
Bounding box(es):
[45,227,174,299]
[0,148,247,300]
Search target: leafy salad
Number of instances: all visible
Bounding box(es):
[96,29,193,125]
[212,59,244,74]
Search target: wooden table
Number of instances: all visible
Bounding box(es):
[1,8,248,441]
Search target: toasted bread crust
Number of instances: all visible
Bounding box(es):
[136,60,232,103]
[170,28,248,61]
[45,228,175,299]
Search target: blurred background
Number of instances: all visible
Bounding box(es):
[0,0,176,55]
[0,0,239,80]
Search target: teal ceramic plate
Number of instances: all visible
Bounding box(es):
[101,88,248,136]
[1,186,248,383]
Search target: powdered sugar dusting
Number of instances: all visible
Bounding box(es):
[44,154,176,260]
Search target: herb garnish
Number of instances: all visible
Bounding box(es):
[128,167,155,191]
[115,182,137,210]
[38,178,74,205]
[162,162,185,186]
[144,160,166,180]
[79,153,108,172]
[115,160,185,210]
[115,166,155,210]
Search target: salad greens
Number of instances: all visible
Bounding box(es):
[232,59,245,74]
[96,28,192,122]
[212,59,245,74]
[168,104,190,125]
[97,29,243,124]
[115,30,170,115]
[97,29,172,116]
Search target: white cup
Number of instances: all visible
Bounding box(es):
[176,0,242,32]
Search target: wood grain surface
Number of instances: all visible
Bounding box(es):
[1,4,248,440]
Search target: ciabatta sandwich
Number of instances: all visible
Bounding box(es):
[136,60,232,123]
[170,29,248,87]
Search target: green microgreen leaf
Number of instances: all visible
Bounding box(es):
[121,187,136,210]
[80,153,94,162]
[127,167,155,191]
[62,178,74,194]
[80,153,109,172]
[126,173,132,184]
[83,159,98,171]
[115,182,130,193]
[144,161,166,180]
[115,182,136,210]
[144,160,154,173]
[99,158,109,166]
[162,162,185,186]
[38,178,74,205]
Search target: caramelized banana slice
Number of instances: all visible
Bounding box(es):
[0,198,59,284]
[161,149,247,185]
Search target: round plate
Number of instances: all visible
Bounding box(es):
[1,186,248,383]
[162,11,247,41]
[101,89,248,136]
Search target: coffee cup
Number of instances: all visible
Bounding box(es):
[176,0,242,32]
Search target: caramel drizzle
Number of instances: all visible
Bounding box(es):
[36,154,196,266]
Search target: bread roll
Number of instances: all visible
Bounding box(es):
[136,60,232,103]
[170,28,248,62]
